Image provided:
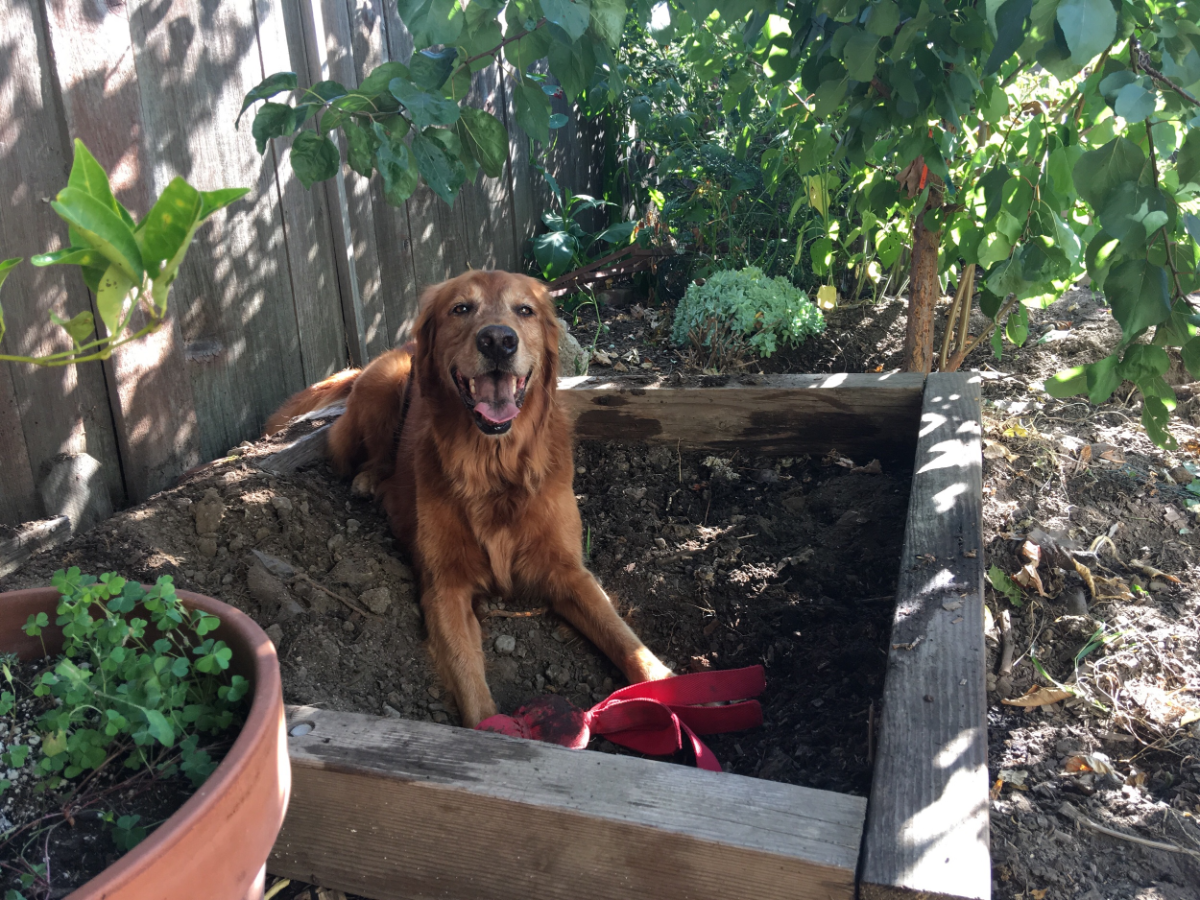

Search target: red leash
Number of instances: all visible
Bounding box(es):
[475,666,765,771]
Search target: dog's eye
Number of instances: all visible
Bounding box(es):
[450,303,472,316]
[516,304,535,317]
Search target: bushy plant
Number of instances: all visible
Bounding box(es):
[671,267,825,359]
[1,569,247,799]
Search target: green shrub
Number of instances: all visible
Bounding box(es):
[671,267,825,359]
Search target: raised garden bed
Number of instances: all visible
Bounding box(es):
[260,372,987,900]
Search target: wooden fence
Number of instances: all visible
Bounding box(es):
[0,0,602,528]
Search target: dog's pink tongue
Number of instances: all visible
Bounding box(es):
[473,373,520,425]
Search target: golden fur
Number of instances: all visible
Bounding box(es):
[267,271,671,725]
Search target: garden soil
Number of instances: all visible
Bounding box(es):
[4,284,1200,899]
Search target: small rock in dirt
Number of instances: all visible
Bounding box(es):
[342,619,356,633]
[329,556,378,590]
[1168,465,1194,485]
[327,533,346,554]
[557,318,589,376]
[1063,587,1089,616]
[432,711,450,724]
[494,634,517,655]
[265,623,284,646]
[546,664,571,686]
[360,586,392,614]
[1149,579,1170,593]
[250,549,297,578]
[270,496,293,517]
[382,704,403,719]
[246,562,291,614]
[346,519,360,535]
[493,658,520,683]
[836,509,870,526]
[197,537,218,558]
[192,489,225,535]
[380,555,415,581]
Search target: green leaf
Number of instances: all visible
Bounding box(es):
[1116,344,1169,383]
[0,256,19,303]
[596,221,636,244]
[1181,336,1200,379]
[986,564,1022,606]
[411,132,465,205]
[984,0,1031,76]
[290,132,340,189]
[843,30,879,83]
[457,107,509,179]
[548,39,590,103]
[1104,259,1171,337]
[1056,0,1117,67]
[96,265,134,336]
[534,230,578,278]
[252,103,303,154]
[1141,395,1174,449]
[389,78,461,130]
[342,121,379,177]
[811,237,834,276]
[373,124,419,206]
[1083,353,1121,404]
[1072,138,1144,211]
[198,188,250,220]
[307,80,348,103]
[866,0,900,37]
[30,248,106,268]
[238,72,298,126]
[515,78,551,143]
[67,141,122,221]
[1098,182,1170,247]
[504,24,553,72]
[49,310,95,346]
[541,0,591,42]
[144,709,175,747]
[1113,82,1156,121]
[590,0,627,48]
[359,62,411,98]
[140,177,203,278]
[396,0,464,47]
[50,187,144,282]
[981,81,1010,124]
[409,47,459,92]
[1045,365,1087,398]
[1177,130,1200,188]
[1005,304,1029,346]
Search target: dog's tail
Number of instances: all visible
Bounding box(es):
[264,368,360,437]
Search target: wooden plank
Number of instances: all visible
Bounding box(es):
[41,0,203,504]
[330,0,391,359]
[0,0,125,519]
[283,0,365,368]
[0,517,70,579]
[859,372,989,900]
[557,373,926,461]
[499,65,539,262]
[458,62,519,271]
[128,0,308,462]
[271,705,865,900]
[261,0,354,375]
[360,0,423,345]
[0,363,39,525]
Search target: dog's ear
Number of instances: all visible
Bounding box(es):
[413,281,446,395]
[535,281,560,393]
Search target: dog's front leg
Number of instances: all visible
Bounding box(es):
[548,566,674,686]
[421,580,497,727]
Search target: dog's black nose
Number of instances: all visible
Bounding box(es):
[476,324,518,361]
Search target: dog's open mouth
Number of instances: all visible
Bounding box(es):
[454,369,530,434]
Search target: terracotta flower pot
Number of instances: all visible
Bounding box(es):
[0,587,291,900]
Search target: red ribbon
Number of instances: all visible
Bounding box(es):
[475,666,765,772]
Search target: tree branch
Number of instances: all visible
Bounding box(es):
[450,18,548,83]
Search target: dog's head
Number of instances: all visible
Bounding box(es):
[414,271,559,437]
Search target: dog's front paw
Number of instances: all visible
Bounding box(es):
[351,471,378,497]
[629,648,674,683]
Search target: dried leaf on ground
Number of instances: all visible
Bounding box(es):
[1002,685,1073,707]
[984,438,1018,461]
[1012,540,1046,596]
[1064,753,1117,776]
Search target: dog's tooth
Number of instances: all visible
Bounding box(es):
[469,378,476,395]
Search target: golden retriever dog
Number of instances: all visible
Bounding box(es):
[266,271,672,726]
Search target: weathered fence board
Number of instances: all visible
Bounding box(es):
[0,0,601,528]
[0,0,124,519]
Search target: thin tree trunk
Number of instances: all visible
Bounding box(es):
[903,199,942,373]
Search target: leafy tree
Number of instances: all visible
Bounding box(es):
[244,0,1200,447]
